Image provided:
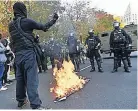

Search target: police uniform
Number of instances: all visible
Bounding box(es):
[85,30,103,72]
[110,22,130,73]
[67,33,80,72]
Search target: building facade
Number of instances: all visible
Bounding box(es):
[124,2,138,25]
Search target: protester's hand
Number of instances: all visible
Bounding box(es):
[53,13,59,20]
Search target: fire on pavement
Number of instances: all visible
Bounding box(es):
[50,60,89,102]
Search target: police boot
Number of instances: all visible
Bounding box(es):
[82,57,85,64]
[39,66,42,73]
[118,59,121,67]
[90,59,95,72]
[127,57,132,67]
[96,58,103,73]
[122,58,130,73]
[76,63,80,72]
[112,58,118,73]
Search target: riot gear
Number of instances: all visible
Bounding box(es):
[110,27,130,73]
[88,29,94,36]
[85,31,103,73]
[67,34,80,72]
[113,21,120,30]
[69,33,74,37]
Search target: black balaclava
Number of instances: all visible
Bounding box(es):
[13,2,27,20]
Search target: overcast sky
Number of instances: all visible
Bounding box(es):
[61,0,138,16]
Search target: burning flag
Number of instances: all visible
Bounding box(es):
[50,60,89,102]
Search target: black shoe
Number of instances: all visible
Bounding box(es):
[112,69,117,73]
[18,100,28,108]
[125,69,130,73]
[128,65,132,67]
[98,68,104,73]
[7,80,13,83]
[90,68,95,72]
[118,65,121,67]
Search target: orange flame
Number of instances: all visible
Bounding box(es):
[50,60,87,99]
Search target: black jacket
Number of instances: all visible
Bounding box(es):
[109,29,130,48]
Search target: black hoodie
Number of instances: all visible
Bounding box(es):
[11,2,57,34]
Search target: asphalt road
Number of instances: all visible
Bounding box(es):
[0,58,137,109]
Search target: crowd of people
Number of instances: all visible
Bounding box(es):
[0,36,15,91]
[0,2,133,109]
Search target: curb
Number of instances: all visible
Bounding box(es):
[103,55,137,59]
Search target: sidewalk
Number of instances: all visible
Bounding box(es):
[102,51,137,59]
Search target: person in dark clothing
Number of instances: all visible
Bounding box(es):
[110,21,130,73]
[67,33,80,72]
[85,29,103,72]
[35,35,47,73]
[117,33,132,67]
[126,35,132,67]
[8,2,58,109]
[1,39,15,86]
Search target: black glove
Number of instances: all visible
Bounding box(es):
[34,36,39,43]
[53,13,59,20]
[110,47,113,52]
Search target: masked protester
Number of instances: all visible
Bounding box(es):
[110,21,130,73]
[8,2,58,109]
[85,29,103,72]
[67,33,80,72]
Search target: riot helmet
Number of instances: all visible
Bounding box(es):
[69,33,74,37]
[88,29,94,36]
[113,21,120,29]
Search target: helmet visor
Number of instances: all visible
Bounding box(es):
[113,22,120,27]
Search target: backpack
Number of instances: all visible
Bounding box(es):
[113,30,126,43]
[87,36,97,50]
[67,36,77,54]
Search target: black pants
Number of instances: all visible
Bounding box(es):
[15,50,41,109]
[50,56,55,69]
[113,49,128,70]
[69,53,80,71]
[88,49,102,70]
[126,51,131,66]
[38,58,48,73]
[13,62,16,77]
[2,63,10,85]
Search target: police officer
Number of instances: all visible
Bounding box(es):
[49,38,56,69]
[78,40,85,64]
[85,29,103,72]
[67,33,80,72]
[126,34,132,67]
[8,2,58,109]
[110,21,130,73]
[117,33,132,67]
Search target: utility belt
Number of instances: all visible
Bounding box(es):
[112,43,127,49]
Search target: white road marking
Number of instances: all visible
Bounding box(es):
[80,65,91,71]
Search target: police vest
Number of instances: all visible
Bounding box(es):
[87,36,97,50]
[113,30,126,44]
